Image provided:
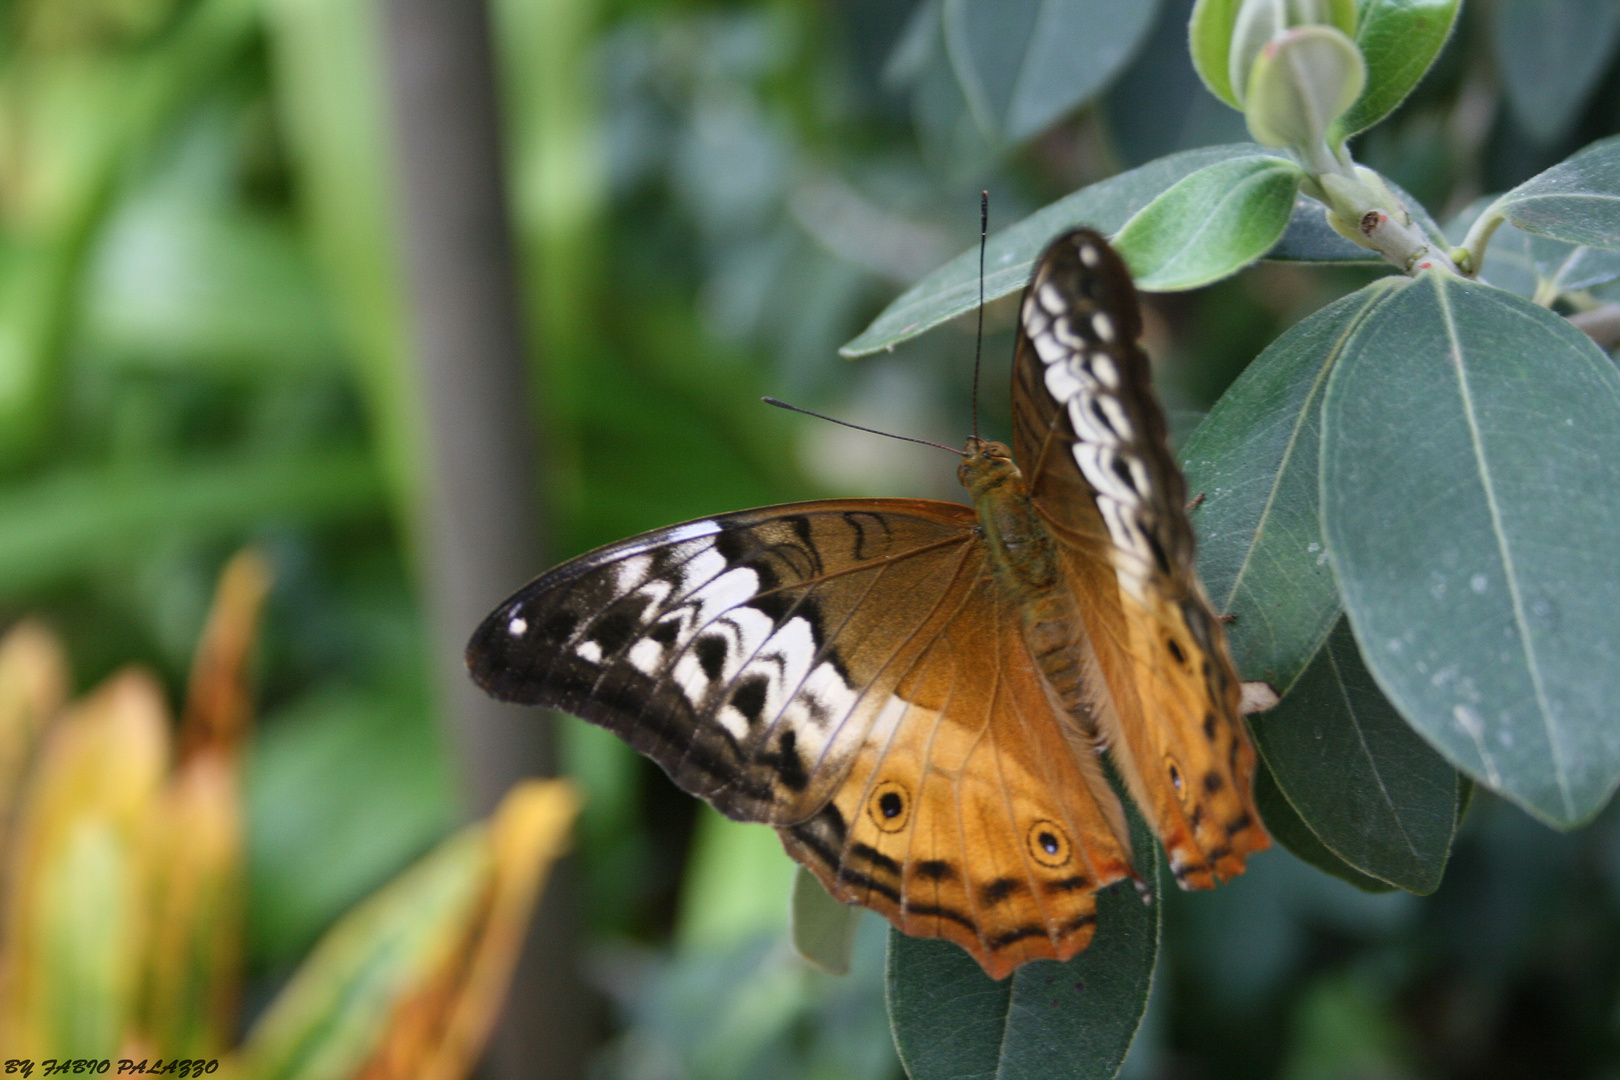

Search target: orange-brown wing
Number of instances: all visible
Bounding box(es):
[467,498,1134,978]
[777,536,1137,979]
[1010,229,1269,889]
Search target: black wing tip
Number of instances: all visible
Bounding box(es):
[464,601,538,703]
[1031,228,1144,341]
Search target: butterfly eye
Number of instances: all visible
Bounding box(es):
[869,781,911,833]
[1026,820,1071,868]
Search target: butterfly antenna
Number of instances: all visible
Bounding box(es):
[762,397,963,456]
[971,190,988,439]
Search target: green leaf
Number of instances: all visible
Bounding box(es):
[242,825,488,1080]
[1189,0,1249,108]
[1492,0,1620,144]
[0,451,383,601]
[1446,199,1620,301]
[885,809,1159,1080]
[943,0,1160,143]
[841,144,1290,356]
[1321,273,1620,828]
[1252,618,1462,894]
[1334,0,1462,140]
[84,195,343,375]
[791,866,860,977]
[1114,156,1303,290]
[264,0,428,538]
[248,684,455,968]
[1253,756,1395,893]
[1183,281,1396,694]
[1490,135,1620,252]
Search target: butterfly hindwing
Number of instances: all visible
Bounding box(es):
[1010,229,1269,888]
[778,543,1137,978]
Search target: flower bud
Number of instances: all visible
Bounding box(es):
[1243,24,1365,159]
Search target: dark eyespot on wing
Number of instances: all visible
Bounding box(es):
[915,859,956,882]
[1203,770,1224,794]
[1203,712,1217,740]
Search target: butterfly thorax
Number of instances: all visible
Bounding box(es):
[960,437,1095,728]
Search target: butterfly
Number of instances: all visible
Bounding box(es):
[466,229,1271,979]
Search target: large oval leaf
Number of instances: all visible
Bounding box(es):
[1489,135,1620,252]
[886,809,1159,1080]
[1333,0,1462,140]
[1492,0,1620,144]
[841,144,1288,356]
[1253,757,1395,893]
[1321,273,1620,828]
[1252,618,1462,894]
[1183,282,1398,695]
[1115,156,1304,290]
[943,0,1160,143]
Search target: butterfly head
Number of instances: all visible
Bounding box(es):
[958,436,1021,499]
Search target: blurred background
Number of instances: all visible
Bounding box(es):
[3,0,1620,1076]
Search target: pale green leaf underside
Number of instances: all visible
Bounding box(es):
[943,0,1160,143]
[1490,134,1620,252]
[1117,156,1304,290]
[791,866,860,976]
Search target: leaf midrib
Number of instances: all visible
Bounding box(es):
[1433,276,1574,819]
[1323,633,1423,862]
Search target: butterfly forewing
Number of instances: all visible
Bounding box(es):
[469,501,977,823]
[1010,230,1269,888]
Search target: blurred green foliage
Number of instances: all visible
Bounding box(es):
[4,0,1620,1076]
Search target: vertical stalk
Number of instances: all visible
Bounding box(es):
[377,0,591,1075]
